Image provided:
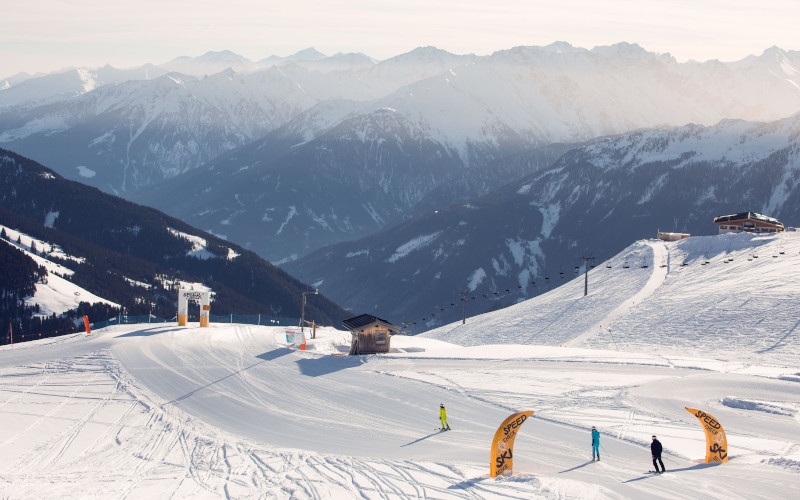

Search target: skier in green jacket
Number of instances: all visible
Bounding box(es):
[439,403,451,430]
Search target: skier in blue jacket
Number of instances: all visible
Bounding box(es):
[591,426,600,461]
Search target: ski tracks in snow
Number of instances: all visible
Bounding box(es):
[0,346,565,499]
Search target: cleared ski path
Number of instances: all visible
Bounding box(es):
[567,240,669,347]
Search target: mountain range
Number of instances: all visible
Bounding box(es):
[2,43,800,326]
[283,113,800,326]
[123,43,800,263]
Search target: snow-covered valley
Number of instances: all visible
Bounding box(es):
[1,233,799,498]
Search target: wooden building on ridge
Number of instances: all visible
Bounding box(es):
[342,314,399,355]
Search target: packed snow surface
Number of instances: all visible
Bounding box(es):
[2,233,800,498]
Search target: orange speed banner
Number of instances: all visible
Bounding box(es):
[684,407,728,463]
[490,411,534,477]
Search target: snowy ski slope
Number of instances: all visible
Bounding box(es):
[1,232,799,498]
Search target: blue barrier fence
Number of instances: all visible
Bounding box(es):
[91,313,301,330]
[4,314,305,346]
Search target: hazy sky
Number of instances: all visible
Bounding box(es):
[2,0,798,76]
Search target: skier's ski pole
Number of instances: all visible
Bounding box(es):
[600,444,611,458]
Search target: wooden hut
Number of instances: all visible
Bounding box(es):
[342,314,399,355]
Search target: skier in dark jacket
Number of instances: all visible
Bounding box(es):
[651,435,665,473]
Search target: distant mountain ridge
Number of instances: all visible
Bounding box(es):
[1,43,798,193]
[282,113,800,326]
[130,42,800,262]
[2,43,800,265]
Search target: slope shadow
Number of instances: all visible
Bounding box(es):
[558,460,594,473]
[400,430,446,447]
[162,349,295,406]
[295,355,362,377]
[161,359,267,406]
[117,326,183,337]
[256,348,293,362]
[757,317,800,353]
[622,461,720,483]
[448,476,490,490]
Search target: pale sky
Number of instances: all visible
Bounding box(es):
[1,0,798,77]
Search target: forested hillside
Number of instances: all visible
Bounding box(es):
[0,149,351,342]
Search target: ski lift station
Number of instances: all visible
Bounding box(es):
[713,212,784,234]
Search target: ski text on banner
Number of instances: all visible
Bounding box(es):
[685,407,728,463]
[490,410,534,477]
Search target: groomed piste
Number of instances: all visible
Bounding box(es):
[2,232,800,498]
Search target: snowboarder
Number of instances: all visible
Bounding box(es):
[591,426,600,461]
[439,403,451,430]
[651,435,665,473]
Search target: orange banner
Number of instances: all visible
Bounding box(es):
[684,407,728,463]
[490,411,534,477]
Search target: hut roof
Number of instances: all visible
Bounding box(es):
[342,314,399,332]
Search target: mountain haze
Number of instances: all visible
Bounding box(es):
[128,43,800,263]
[284,113,800,326]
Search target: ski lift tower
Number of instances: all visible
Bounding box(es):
[457,291,470,324]
[580,256,595,296]
[300,289,318,333]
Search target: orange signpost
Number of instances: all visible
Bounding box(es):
[684,407,728,463]
[490,410,534,477]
